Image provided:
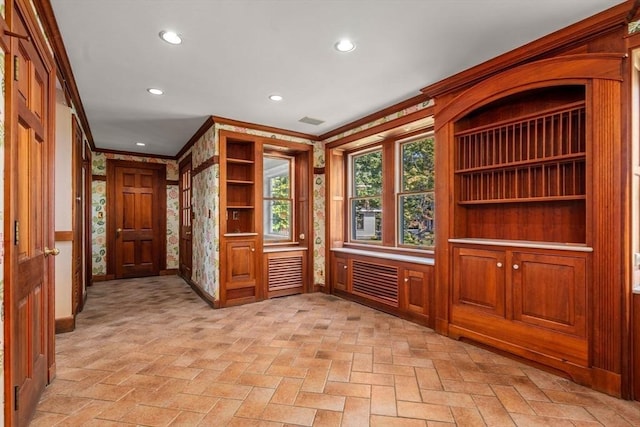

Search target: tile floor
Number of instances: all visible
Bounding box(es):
[33,275,640,426]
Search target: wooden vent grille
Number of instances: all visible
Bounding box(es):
[352,260,398,306]
[268,255,303,291]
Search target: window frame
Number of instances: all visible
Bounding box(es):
[263,153,295,244]
[344,131,435,251]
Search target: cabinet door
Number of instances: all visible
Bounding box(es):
[511,252,586,337]
[403,267,431,316]
[453,247,505,317]
[225,240,257,304]
[332,255,348,291]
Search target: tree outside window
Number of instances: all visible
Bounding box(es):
[350,148,383,243]
[399,136,435,247]
[263,156,293,241]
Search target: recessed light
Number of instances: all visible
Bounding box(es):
[136,142,146,147]
[159,30,182,45]
[147,88,164,95]
[269,94,283,101]
[335,39,356,52]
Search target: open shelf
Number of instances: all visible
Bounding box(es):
[224,138,256,233]
[455,100,586,204]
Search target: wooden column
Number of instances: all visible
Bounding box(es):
[591,78,624,396]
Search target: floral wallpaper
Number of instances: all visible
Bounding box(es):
[91,180,107,275]
[322,99,434,144]
[313,140,325,285]
[166,186,179,269]
[91,152,179,275]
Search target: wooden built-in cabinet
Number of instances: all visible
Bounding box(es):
[426,48,627,395]
[219,129,314,307]
[330,249,434,326]
[451,244,589,379]
[220,132,262,306]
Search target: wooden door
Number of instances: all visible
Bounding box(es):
[107,160,166,278]
[179,156,192,280]
[7,1,56,424]
[224,239,257,305]
[452,247,506,317]
[72,116,83,313]
[332,254,348,291]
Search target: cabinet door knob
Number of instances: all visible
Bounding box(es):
[343,265,347,269]
[497,262,503,268]
[513,264,519,270]
[404,278,409,282]
[251,248,255,252]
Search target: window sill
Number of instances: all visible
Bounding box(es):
[264,246,307,253]
[331,247,434,266]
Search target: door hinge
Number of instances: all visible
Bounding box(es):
[14,221,19,246]
[13,55,18,81]
[14,385,19,410]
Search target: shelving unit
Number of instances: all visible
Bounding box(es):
[455,102,586,204]
[453,87,587,244]
[225,139,256,234]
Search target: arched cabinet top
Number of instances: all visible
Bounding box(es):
[434,53,625,131]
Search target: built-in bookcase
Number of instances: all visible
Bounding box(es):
[225,139,255,233]
[453,86,587,243]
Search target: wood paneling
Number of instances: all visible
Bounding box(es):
[591,78,624,389]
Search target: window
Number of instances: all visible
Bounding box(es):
[263,155,293,242]
[398,135,435,247]
[346,132,435,249]
[350,148,383,243]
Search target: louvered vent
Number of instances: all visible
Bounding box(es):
[268,255,303,291]
[352,260,398,306]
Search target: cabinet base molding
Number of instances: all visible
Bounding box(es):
[591,368,621,398]
[449,324,592,386]
[180,275,218,308]
[55,316,76,334]
[92,274,115,282]
[334,289,430,327]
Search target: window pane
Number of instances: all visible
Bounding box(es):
[399,192,435,246]
[264,200,292,241]
[264,156,290,198]
[352,198,382,242]
[402,137,435,192]
[353,150,382,197]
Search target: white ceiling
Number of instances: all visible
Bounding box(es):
[50,0,623,157]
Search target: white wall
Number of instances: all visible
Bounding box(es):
[54,88,73,320]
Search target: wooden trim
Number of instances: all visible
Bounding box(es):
[94,147,175,160]
[313,167,325,175]
[92,274,115,282]
[325,107,434,149]
[319,93,432,140]
[54,316,75,334]
[166,180,179,186]
[32,0,95,149]
[181,275,218,308]
[175,116,215,160]
[54,231,73,241]
[0,13,10,53]
[433,54,624,132]
[92,175,106,181]
[421,1,633,97]
[192,155,219,177]
[213,116,318,141]
[160,269,178,276]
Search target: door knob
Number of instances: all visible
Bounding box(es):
[497,262,503,268]
[44,247,60,257]
[116,228,122,237]
[513,264,519,270]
